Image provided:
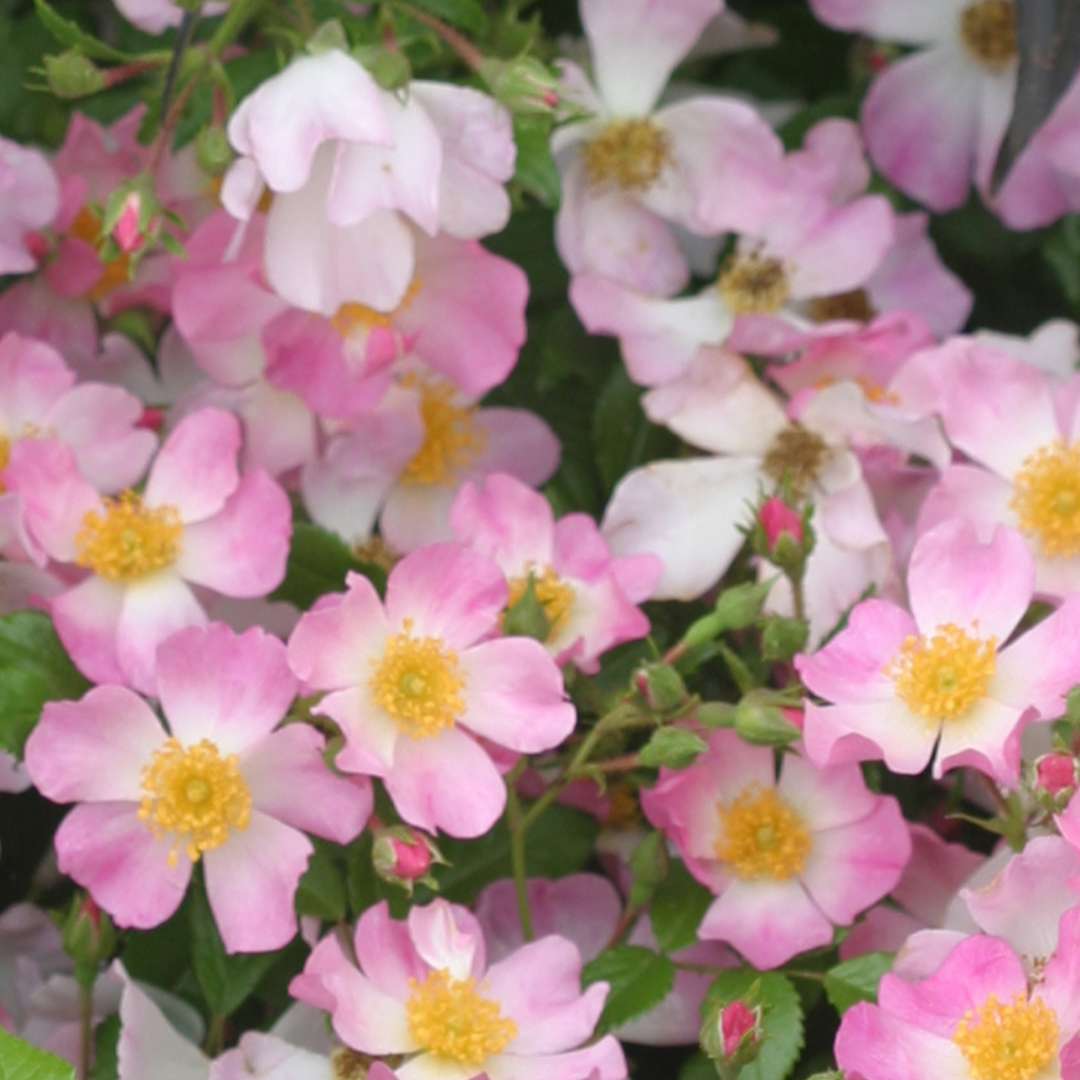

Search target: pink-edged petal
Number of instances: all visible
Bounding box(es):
[145,408,241,523]
[25,687,165,803]
[795,598,916,704]
[470,408,561,489]
[353,901,427,998]
[385,542,506,648]
[55,802,191,929]
[1039,907,1080,1034]
[176,469,291,597]
[51,575,126,686]
[408,900,486,980]
[915,465,1014,540]
[994,595,1080,717]
[835,1001,969,1080]
[118,972,209,1080]
[155,623,295,753]
[450,473,554,570]
[204,812,311,953]
[287,574,391,689]
[932,696,1025,785]
[776,755,881,832]
[385,726,506,838]
[602,457,762,600]
[241,723,371,844]
[803,699,938,775]
[800,798,911,925]
[581,0,720,115]
[486,1036,627,1080]
[458,639,575,753]
[320,685,400,778]
[485,936,607,1054]
[699,878,833,969]
[0,333,73,429]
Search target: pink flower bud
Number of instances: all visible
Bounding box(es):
[113,192,145,254]
[391,836,432,880]
[372,825,443,892]
[759,497,804,551]
[721,1000,760,1057]
[1036,752,1078,797]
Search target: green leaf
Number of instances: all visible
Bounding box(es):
[679,1053,719,1080]
[32,0,135,62]
[121,896,194,991]
[582,945,676,1034]
[704,970,804,1080]
[295,839,348,922]
[0,611,90,758]
[270,522,386,610]
[512,115,560,206]
[190,880,278,1016]
[638,727,707,770]
[0,1027,76,1079]
[405,0,488,36]
[650,859,713,953]
[824,952,894,1014]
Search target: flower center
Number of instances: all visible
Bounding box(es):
[807,289,876,323]
[138,738,252,867]
[960,0,1017,70]
[75,491,182,583]
[715,784,811,881]
[953,993,1059,1080]
[505,567,575,642]
[1010,441,1080,557]
[583,118,670,191]
[889,624,997,723]
[329,1048,370,1080]
[331,279,423,337]
[762,424,830,497]
[0,434,9,492]
[716,254,791,316]
[370,619,466,739]
[406,969,517,1066]
[401,378,486,487]
[69,206,131,301]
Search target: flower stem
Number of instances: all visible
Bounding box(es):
[505,783,534,941]
[393,0,486,71]
[78,977,94,1080]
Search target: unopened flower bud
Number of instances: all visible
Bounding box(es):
[196,123,233,176]
[759,496,804,551]
[479,56,561,115]
[62,893,116,985]
[702,994,763,1072]
[373,826,444,893]
[721,1000,761,1058]
[734,696,801,747]
[635,662,687,712]
[1036,752,1078,799]
[44,50,105,99]
[113,192,144,254]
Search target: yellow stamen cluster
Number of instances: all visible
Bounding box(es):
[1011,441,1080,557]
[960,0,1017,70]
[716,254,791,316]
[406,969,517,1066]
[138,738,252,867]
[890,624,997,723]
[371,619,466,739]
[75,492,182,582]
[762,424,830,498]
[402,379,487,487]
[506,567,575,642]
[583,118,670,191]
[69,206,131,301]
[0,434,9,492]
[953,993,1059,1080]
[331,279,423,337]
[807,289,876,324]
[329,1047,371,1080]
[715,785,812,881]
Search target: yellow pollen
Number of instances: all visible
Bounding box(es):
[401,378,486,487]
[889,624,997,724]
[75,491,182,583]
[716,254,791,316]
[505,567,575,642]
[331,279,423,337]
[0,435,9,492]
[1011,441,1080,557]
[953,993,1059,1080]
[138,738,252,867]
[762,424,830,498]
[69,206,131,301]
[715,784,811,881]
[583,118,670,191]
[960,0,1017,70]
[807,289,876,324]
[406,969,517,1066]
[371,619,465,739]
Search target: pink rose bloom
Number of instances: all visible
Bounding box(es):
[0,137,59,276]
[449,473,660,671]
[553,0,784,297]
[836,915,1080,1079]
[810,0,1019,212]
[112,0,227,34]
[642,729,910,969]
[287,543,575,837]
[25,624,372,952]
[290,898,627,1079]
[797,518,1080,785]
[12,408,291,693]
[223,50,514,315]
[301,367,559,553]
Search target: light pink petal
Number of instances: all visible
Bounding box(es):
[450,473,554,569]
[776,754,881,832]
[354,901,427,998]
[0,333,73,429]
[699,878,834,969]
[204,812,311,953]
[176,469,291,597]
[835,1002,969,1080]
[145,408,241,524]
[385,542,506,648]
[118,973,209,1080]
[241,724,371,844]
[395,1056,475,1080]
[908,519,1034,641]
[385,726,506,838]
[994,595,1080,716]
[25,687,165,803]
[470,408,561,489]
[51,575,127,686]
[932,695,1024,785]
[379,482,456,553]
[408,900,486,980]
[1040,907,1080,1034]
[802,698,938,775]
[459,639,574,753]
[55,802,191,930]
[915,465,1014,542]
[486,1037,627,1080]
[320,685,400,778]
[809,0,965,42]
[581,0,720,115]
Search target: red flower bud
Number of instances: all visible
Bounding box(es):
[721,1000,760,1057]
[1036,752,1078,798]
[759,496,804,551]
[113,192,145,255]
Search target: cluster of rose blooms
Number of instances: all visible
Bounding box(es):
[5,0,1080,1077]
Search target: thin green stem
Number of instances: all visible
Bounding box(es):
[78,977,94,1080]
[505,783,534,941]
[206,1013,227,1056]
